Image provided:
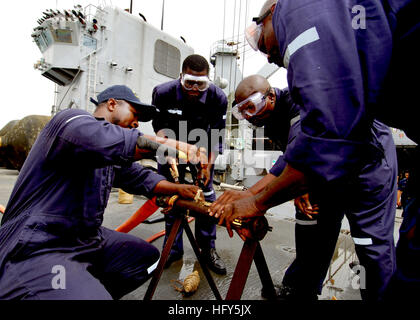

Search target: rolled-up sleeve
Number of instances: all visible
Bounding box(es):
[269,155,287,177]
[274,0,393,182]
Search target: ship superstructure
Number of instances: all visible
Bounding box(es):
[32,4,194,135]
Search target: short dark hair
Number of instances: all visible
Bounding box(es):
[182,54,209,74]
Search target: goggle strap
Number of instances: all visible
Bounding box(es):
[182,74,210,82]
[252,8,272,25]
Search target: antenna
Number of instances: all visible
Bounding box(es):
[161,0,165,30]
[130,0,133,14]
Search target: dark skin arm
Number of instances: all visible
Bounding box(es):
[132,133,201,199]
[153,179,199,199]
[397,189,402,208]
[211,170,318,221]
[134,133,210,166]
[200,150,217,187]
[209,173,277,216]
[152,130,214,187]
[217,164,309,238]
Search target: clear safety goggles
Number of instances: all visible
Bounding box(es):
[245,22,263,51]
[232,90,270,120]
[245,8,272,53]
[181,74,210,92]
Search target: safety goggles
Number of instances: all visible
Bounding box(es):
[232,89,270,120]
[245,8,272,52]
[181,74,210,92]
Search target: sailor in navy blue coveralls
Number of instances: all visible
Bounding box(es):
[0,85,199,299]
[217,74,397,299]
[225,79,325,298]
[213,0,419,300]
[151,55,228,274]
[269,94,398,300]
[266,0,419,300]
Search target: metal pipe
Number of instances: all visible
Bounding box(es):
[219,182,246,191]
[155,196,271,241]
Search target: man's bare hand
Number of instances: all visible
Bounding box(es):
[209,190,253,217]
[200,164,212,187]
[294,193,319,219]
[197,147,208,165]
[176,184,200,199]
[184,144,198,164]
[144,133,206,165]
[218,196,265,238]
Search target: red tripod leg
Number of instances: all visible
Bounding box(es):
[225,239,258,300]
[144,213,182,300]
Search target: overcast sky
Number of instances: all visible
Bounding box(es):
[0,0,287,129]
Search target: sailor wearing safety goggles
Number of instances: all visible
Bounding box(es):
[214,72,399,301]
[213,75,325,300]
[151,54,228,275]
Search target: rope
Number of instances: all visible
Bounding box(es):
[233,0,243,91]
[221,0,226,80]
[228,0,237,95]
[241,0,249,77]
